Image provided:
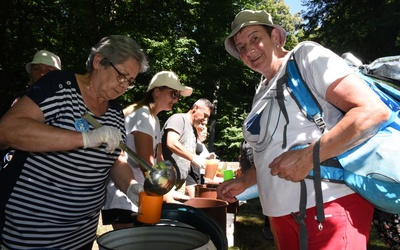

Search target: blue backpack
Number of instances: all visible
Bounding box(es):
[277,52,400,249]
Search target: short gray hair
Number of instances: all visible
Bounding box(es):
[192,98,214,112]
[86,35,149,72]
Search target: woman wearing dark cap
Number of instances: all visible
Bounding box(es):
[0,35,148,249]
[217,9,389,249]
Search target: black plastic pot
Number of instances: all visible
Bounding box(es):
[132,203,228,250]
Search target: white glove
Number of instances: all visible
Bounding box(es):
[126,182,144,206]
[192,155,206,169]
[82,126,121,153]
[168,189,190,201]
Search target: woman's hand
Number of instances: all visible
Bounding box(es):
[217,165,257,203]
[269,146,314,182]
[217,178,246,203]
[82,126,121,153]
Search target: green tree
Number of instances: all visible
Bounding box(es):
[301,0,400,62]
[212,0,303,159]
[0,0,301,161]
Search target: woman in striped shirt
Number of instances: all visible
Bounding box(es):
[0,35,149,249]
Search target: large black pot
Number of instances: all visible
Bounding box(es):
[132,203,228,250]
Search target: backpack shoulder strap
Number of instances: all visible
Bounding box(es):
[286,53,327,133]
[279,49,329,250]
[276,49,327,149]
[276,70,289,149]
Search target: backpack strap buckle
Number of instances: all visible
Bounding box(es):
[313,114,326,133]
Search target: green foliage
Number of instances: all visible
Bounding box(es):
[0,0,300,161]
[213,110,249,161]
[4,0,396,161]
[301,0,400,62]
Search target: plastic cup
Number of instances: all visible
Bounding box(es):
[137,191,163,224]
[223,169,234,180]
[204,159,220,180]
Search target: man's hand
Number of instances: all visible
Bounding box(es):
[207,152,217,159]
[192,155,206,169]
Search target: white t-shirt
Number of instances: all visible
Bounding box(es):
[103,105,160,211]
[243,41,355,217]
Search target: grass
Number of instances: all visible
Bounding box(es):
[230,199,274,250]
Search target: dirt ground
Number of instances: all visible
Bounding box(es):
[92,216,113,250]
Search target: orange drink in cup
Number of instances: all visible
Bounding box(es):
[137,191,163,224]
[204,159,220,180]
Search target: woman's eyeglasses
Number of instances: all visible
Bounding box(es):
[105,59,136,90]
[159,86,181,100]
[171,90,181,100]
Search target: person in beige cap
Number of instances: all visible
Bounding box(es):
[25,49,62,86]
[2,50,63,167]
[9,50,62,106]
[102,70,193,230]
[217,9,388,249]
[146,70,193,97]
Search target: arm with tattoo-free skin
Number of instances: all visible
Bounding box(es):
[269,73,390,182]
[133,131,155,173]
[110,152,137,194]
[133,130,181,203]
[165,129,197,163]
[0,96,84,152]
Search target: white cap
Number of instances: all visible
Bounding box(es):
[25,50,62,73]
[147,71,193,97]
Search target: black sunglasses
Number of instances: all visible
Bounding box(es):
[171,89,181,100]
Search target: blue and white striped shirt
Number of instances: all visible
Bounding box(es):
[0,71,125,249]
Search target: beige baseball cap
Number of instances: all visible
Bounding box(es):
[224,10,287,59]
[147,71,193,97]
[25,50,62,73]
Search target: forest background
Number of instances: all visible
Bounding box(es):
[1,0,399,161]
